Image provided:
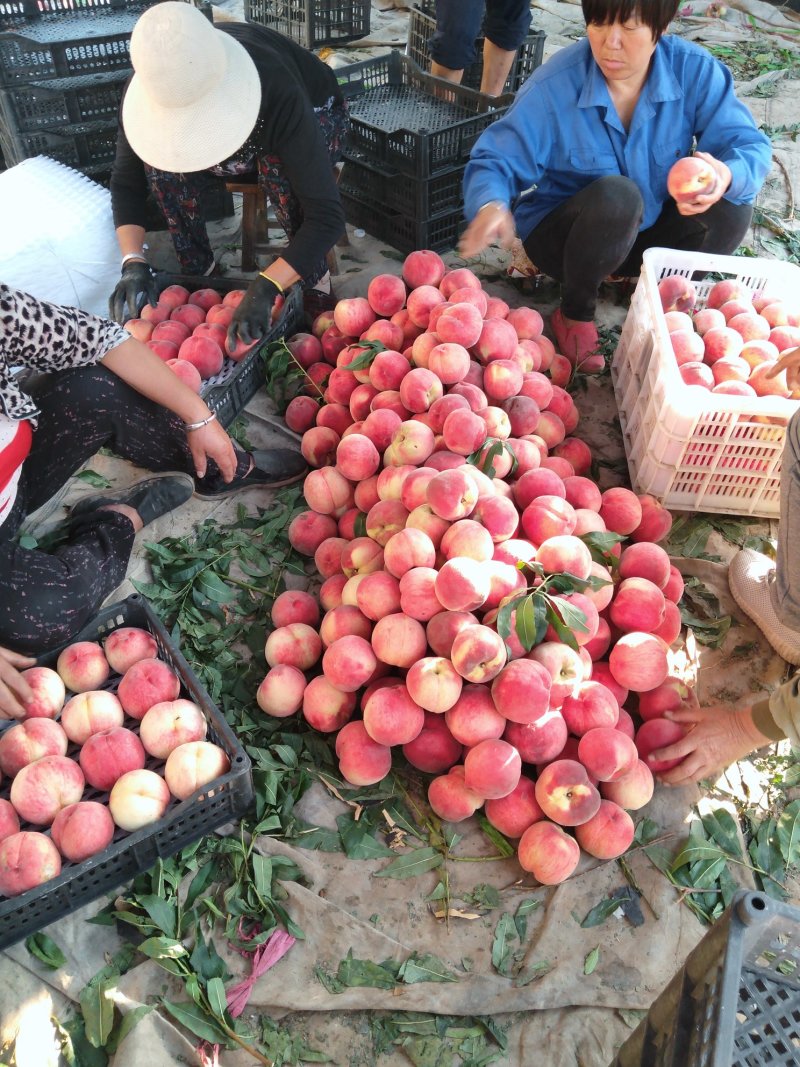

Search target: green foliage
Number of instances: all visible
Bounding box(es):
[679,576,733,649]
[262,338,322,412]
[369,1011,508,1067]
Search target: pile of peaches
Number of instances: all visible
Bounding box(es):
[658,274,800,398]
[0,629,230,898]
[255,249,692,886]
[123,284,285,393]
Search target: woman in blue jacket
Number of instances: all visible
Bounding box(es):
[460,0,772,366]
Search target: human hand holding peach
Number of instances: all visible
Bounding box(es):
[459,202,516,259]
[0,647,36,720]
[670,152,731,217]
[648,693,773,785]
[766,345,800,392]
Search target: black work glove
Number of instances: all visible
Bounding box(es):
[109,261,159,324]
[227,275,280,350]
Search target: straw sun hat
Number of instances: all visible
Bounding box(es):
[121,1,261,173]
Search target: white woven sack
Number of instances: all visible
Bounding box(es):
[0,156,120,318]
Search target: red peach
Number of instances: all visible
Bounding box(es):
[164,741,230,800]
[19,666,65,719]
[629,495,673,544]
[140,303,170,325]
[528,642,584,707]
[0,799,20,843]
[503,709,568,764]
[56,641,109,693]
[403,249,446,289]
[635,717,687,772]
[610,577,667,633]
[0,718,68,777]
[271,589,320,629]
[264,623,322,671]
[399,566,444,622]
[10,755,85,826]
[658,275,696,313]
[79,726,146,791]
[534,758,601,827]
[560,680,619,735]
[0,831,61,896]
[436,302,484,348]
[609,633,670,692]
[435,557,491,612]
[103,627,158,675]
[517,820,580,884]
[322,635,378,692]
[599,487,642,536]
[371,613,428,668]
[60,690,124,744]
[578,727,638,782]
[362,682,424,746]
[288,511,339,556]
[50,800,115,862]
[138,699,207,759]
[463,738,521,799]
[257,664,306,718]
[600,759,655,810]
[445,684,506,746]
[367,273,407,316]
[300,674,355,733]
[117,659,180,720]
[427,765,484,821]
[426,610,480,658]
[406,656,463,713]
[152,319,191,346]
[491,659,552,724]
[450,624,507,683]
[337,723,392,786]
[473,317,518,364]
[574,799,635,859]
[402,712,463,773]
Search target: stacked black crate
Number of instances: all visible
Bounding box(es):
[0,0,152,182]
[243,0,370,50]
[335,50,513,255]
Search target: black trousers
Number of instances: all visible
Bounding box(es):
[0,367,247,654]
[523,175,754,320]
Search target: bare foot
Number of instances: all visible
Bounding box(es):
[101,504,143,533]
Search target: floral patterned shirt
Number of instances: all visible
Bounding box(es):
[0,283,129,423]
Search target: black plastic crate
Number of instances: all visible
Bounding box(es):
[339,155,464,219]
[335,50,511,179]
[340,187,463,255]
[0,114,116,167]
[0,594,254,951]
[0,0,149,31]
[611,891,800,1067]
[243,0,369,49]
[151,272,304,428]
[406,3,545,95]
[0,7,144,86]
[0,68,127,131]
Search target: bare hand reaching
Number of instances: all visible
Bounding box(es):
[648,692,774,785]
[459,202,516,259]
[0,646,36,720]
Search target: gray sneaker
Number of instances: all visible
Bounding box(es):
[728,548,800,666]
[70,473,195,527]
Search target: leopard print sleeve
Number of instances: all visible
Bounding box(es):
[0,284,131,420]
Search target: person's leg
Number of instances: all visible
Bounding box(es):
[143,165,217,275]
[480,0,532,95]
[0,495,136,654]
[524,175,644,321]
[257,98,350,293]
[22,366,198,513]
[430,0,483,83]
[614,198,754,278]
[774,407,800,628]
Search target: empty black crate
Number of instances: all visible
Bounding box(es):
[0,69,128,131]
[406,3,545,95]
[336,50,511,179]
[0,115,117,168]
[610,891,800,1066]
[0,7,146,86]
[0,594,254,951]
[244,0,370,49]
[340,187,464,255]
[339,156,464,221]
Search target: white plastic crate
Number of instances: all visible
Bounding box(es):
[611,247,800,519]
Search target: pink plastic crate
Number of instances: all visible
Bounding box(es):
[611,247,800,518]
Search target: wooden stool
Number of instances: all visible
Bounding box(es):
[225,174,344,277]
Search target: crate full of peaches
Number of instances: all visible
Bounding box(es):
[0,597,252,948]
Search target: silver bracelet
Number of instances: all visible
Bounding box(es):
[184,411,217,432]
[121,251,147,268]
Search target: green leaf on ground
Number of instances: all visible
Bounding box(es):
[374,846,444,879]
[583,947,601,975]
[399,953,460,984]
[75,469,113,489]
[776,799,800,867]
[25,931,66,969]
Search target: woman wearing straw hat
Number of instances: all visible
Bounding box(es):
[109,2,349,345]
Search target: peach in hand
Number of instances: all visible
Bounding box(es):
[19,666,65,719]
[56,641,110,693]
